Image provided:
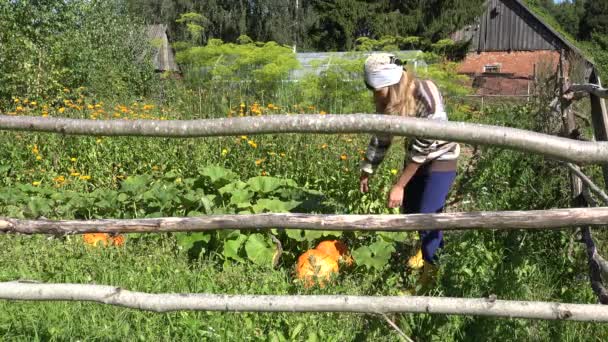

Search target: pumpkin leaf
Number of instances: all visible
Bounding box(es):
[223,232,248,262]
[120,175,151,194]
[352,240,396,270]
[200,165,237,184]
[230,189,254,207]
[252,198,300,213]
[285,229,338,242]
[245,233,276,267]
[247,176,283,193]
[378,232,409,243]
[176,232,211,251]
[218,181,248,195]
[286,229,307,242]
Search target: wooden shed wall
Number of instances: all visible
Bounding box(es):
[466,0,566,52]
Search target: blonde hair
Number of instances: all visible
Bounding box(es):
[376,70,417,116]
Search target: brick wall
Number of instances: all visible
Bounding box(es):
[458,50,560,78]
[458,50,561,95]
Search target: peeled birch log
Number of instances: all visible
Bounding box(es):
[0,281,605,321]
[2,208,608,235]
[570,84,608,99]
[1,114,608,163]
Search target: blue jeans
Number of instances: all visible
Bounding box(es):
[401,170,457,263]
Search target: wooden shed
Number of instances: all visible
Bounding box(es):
[146,24,180,74]
[452,0,591,96]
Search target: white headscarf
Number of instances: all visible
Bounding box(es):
[364,53,403,90]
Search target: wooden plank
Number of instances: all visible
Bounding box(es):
[3,208,608,234]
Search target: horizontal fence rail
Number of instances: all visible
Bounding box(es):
[2,114,608,163]
[2,208,608,235]
[570,84,608,99]
[0,281,606,321]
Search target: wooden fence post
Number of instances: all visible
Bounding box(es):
[589,69,608,187]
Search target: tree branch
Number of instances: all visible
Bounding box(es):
[565,163,608,204]
[0,281,607,321]
[3,208,608,235]
[1,114,608,163]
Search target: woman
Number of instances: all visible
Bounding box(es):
[359,53,460,270]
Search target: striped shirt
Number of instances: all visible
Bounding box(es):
[360,80,460,174]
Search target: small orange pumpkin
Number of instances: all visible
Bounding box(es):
[83,233,125,247]
[296,249,339,288]
[315,240,353,266]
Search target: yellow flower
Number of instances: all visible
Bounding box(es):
[41,111,49,117]
[175,177,182,184]
[255,159,265,166]
[58,107,65,114]
[31,145,39,155]
[152,165,160,171]
[261,170,267,176]
[32,181,41,186]
[280,152,286,157]
[63,88,70,93]
[143,104,154,111]
[390,169,398,175]
[36,155,42,161]
[96,138,103,144]
[13,98,20,103]
[70,172,81,177]
[30,101,37,106]
[79,175,91,181]
[53,175,65,184]
[319,111,327,115]
[70,157,77,162]
[321,143,328,149]
[340,154,348,161]
[23,99,29,104]
[248,140,258,149]
[221,149,228,156]
[16,106,23,112]
[87,104,94,110]
[240,135,248,140]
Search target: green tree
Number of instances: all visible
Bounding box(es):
[580,0,608,39]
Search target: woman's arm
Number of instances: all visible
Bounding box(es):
[359,133,393,193]
[388,161,421,208]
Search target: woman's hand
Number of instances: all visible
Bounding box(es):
[360,172,370,193]
[388,185,404,208]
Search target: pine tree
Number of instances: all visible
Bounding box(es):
[580,0,608,39]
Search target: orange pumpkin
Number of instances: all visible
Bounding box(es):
[315,240,353,266]
[83,233,125,247]
[296,249,339,288]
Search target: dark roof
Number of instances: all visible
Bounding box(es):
[146,24,180,73]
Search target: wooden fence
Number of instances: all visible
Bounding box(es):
[0,80,608,325]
